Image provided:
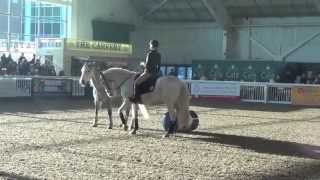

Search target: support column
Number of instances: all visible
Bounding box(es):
[201,0,234,59]
[24,0,32,41]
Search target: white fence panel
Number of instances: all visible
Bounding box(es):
[16,78,32,97]
[240,83,266,103]
[267,84,292,104]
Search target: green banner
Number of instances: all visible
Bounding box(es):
[192,60,285,82]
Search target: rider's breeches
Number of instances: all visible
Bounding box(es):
[135,71,152,85]
[134,72,151,96]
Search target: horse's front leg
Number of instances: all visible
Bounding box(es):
[163,104,177,138]
[118,99,130,131]
[93,101,101,127]
[129,103,139,135]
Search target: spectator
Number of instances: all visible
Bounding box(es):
[7,59,17,75]
[58,70,65,76]
[168,68,176,76]
[33,59,41,75]
[301,73,307,84]
[306,71,314,84]
[1,54,6,67]
[40,58,56,76]
[20,58,30,75]
[18,52,25,63]
[29,54,36,65]
[5,54,12,68]
[313,74,320,84]
[294,75,302,84]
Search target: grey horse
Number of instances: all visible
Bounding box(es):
[79,62,130,129]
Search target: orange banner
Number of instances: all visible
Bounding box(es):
[292,86,320,106]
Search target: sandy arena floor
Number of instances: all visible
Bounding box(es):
[0,98,320,180]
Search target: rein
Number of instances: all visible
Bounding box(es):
[99,72,112,93]
[99,71,133,92]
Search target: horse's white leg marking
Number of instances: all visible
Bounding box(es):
[106,101,113,129]
[129,103,139,135]
[118,99,130,130]
[93,100,100,127]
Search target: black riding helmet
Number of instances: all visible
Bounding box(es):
[149,40,159,48]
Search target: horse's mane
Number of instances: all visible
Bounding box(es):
[103,67,136,76]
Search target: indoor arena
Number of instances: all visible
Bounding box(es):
[0,0,320,180]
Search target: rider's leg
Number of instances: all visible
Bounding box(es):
[131,72,151,102]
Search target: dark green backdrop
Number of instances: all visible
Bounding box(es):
[192,60,320,83]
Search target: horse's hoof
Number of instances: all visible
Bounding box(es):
[124,125,128,131]
[92,124,98,127]
[129,130,136,135]
[108,126,112,129]
[162,133,170,138]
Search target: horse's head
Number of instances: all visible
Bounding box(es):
[79,62,97,87]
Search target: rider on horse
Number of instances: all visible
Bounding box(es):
[129,40,161,103]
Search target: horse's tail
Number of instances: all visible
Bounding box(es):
[176,82,190,130]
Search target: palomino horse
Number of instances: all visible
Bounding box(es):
[100,67,190,137]
[79,62,130,129]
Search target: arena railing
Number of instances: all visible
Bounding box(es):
[0,76,32,97]
[0,77,319,106]
[185,80,320,105]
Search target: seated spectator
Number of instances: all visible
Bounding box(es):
[58,70,65,76]
[295,75,302,84]
[273,74,281,83]
[306,71,314,84]
[313,74,320,84]
[300,73,307,84]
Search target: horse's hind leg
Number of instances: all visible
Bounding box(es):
[106,104,113,129]
[129,104,139,135]
[118,99,130,131]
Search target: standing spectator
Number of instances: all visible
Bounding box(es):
[313,74,320,84]
[30,54,36,65]
[33,59,41,75]
[5,54,12,68]
[20,58,30,75]
[1,54,6,67]
[7,58,17,75]
[18,52,25,64]
[48,59,56,76]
